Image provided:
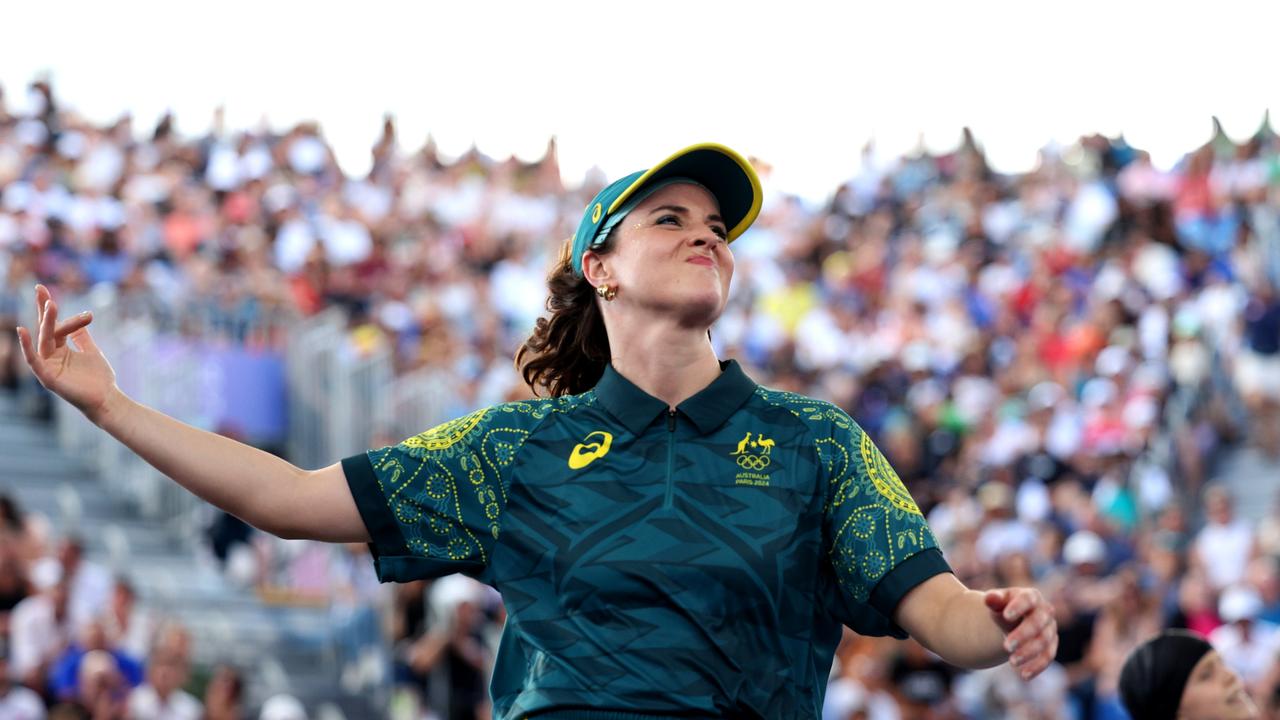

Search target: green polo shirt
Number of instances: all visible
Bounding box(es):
[342,359,950,719]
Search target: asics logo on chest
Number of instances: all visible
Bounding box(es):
[568,431,613,470]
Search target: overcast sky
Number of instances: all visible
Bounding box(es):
[3,1,1277,200]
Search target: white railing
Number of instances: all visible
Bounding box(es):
[284,308,395,470]
[51,287,470,534]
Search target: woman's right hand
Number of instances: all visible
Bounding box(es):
[16,284,118,422]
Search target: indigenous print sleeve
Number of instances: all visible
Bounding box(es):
[818,407,951,637]
[341,405,532,583]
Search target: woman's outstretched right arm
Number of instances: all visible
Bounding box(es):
[17,284,369,543]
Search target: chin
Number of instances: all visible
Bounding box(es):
[674,290,725,327]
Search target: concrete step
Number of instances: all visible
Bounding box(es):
[1214,446,1280,525]
[0,426,62,450]
[2,481,125,524]
[0,451,96,481]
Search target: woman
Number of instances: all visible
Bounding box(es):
[1119,629,1260,719]
[18,143,1057,719]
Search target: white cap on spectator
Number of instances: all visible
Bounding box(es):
[30,557,62,590]
[1081,378,1118,408]
[1124,396,1159,429]
[1016,478,1052,524]
[260,694,308,720]
[902,341,932,373]
[1063,530,1107,566]
[1219,585,1263,623]
[15,119,47,147]
[1028,381,1065,412]
[56,130,86,160]
[430,574,487,619]
[1095,346,1131,377]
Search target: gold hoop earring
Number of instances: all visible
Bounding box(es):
[595,284,617,301]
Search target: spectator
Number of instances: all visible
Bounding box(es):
[1172,570,1224,639]
[1238,281,1280,456]
[257,694,307,720]
[9,560,71,693]
[1087,568,1163,718]
[0,635,45,720]
[0,531,28,638]
[53,538,112,635]
[974,482,1037,567]
[1210,585,1280,693]
[1054,531,1113,720]
[125,644,200,720]
[401,575,492,720]
[888,639,958,719]
[99,579,151,661]
[1193,485,1257,592]
[201,664,245,720]
[0,492,45,564]
[46,619,143,703]
[66,649,127,720]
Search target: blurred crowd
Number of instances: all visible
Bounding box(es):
[0,513,253,720]
[2,76,1280,720]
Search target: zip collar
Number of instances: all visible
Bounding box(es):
[593,359,757,436]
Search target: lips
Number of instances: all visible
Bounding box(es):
[687,256,715,267]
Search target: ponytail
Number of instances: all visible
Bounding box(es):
[515,236,617,397]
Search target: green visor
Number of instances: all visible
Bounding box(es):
[570,143,763,276]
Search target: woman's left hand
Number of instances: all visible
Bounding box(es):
[984,587,1059,680]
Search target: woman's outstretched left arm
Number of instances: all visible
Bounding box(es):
[893,573,1058,679]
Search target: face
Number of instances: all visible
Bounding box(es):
[112,584,134,613]
[1178,651,1259,719]
[58,540,83,572]
[584,182,734,327]
[1208,493,1233,524]
[148,652,188,696]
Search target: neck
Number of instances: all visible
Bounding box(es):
[605,320,721,410]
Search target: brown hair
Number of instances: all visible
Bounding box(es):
[515,235,618,397]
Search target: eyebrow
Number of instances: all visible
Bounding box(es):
[647,205,725,225]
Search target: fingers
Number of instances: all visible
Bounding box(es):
[38,298,58,357]
[1005,605,1053,653]
[32,286,91,352]
[993,587,1061,680]
[16,327,39,375]
[1005,603,1059,680]
[35,284,49,325]
[1001,589,1037,624]
[984,589,1010,612]
[1010,620,1059,679]
[55,312,93,348]
[69,325,100,354]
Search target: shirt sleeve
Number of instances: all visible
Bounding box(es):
[818,408,951,637]
[341,406,517,583]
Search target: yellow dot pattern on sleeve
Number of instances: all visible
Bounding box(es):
[859,431,922,516]
[755,387,939,605]
[371,395,595,567]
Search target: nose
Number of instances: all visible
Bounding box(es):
[1224,669,1243,692]
[691,226,725,249]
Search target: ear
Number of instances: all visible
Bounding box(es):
[581,249,614,288]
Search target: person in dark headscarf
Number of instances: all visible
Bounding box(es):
[1119,629,1259,720]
